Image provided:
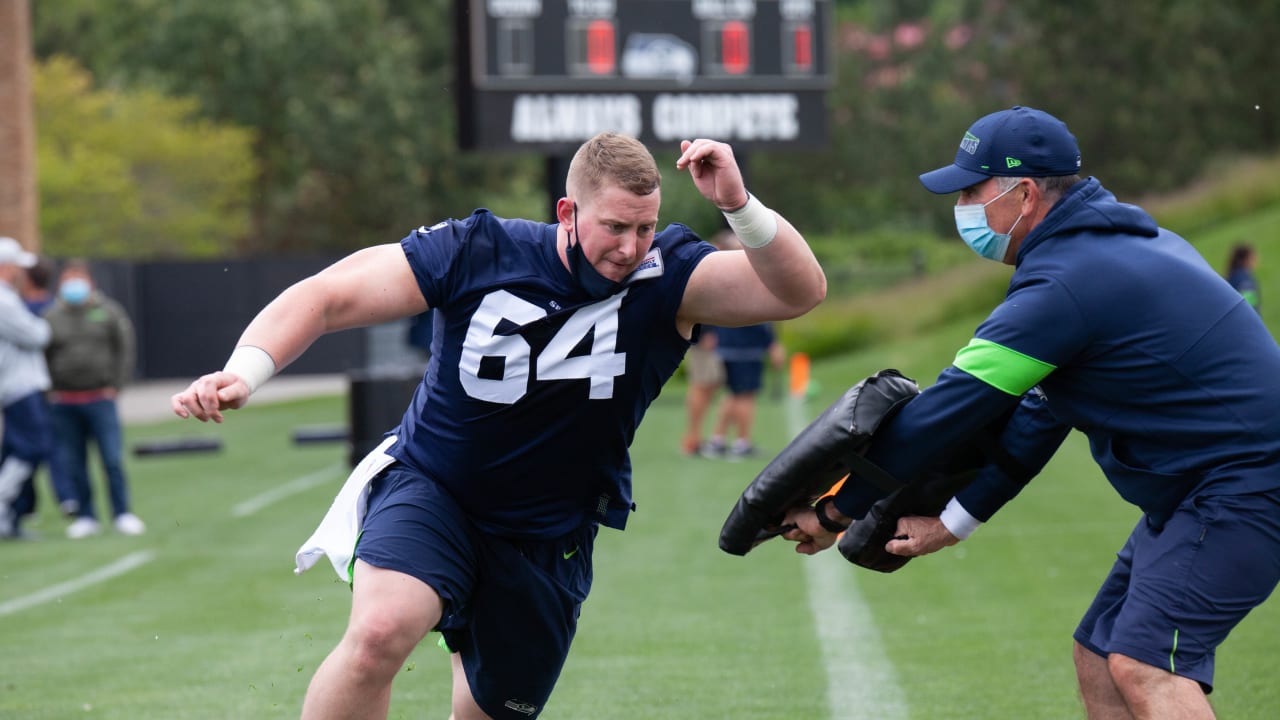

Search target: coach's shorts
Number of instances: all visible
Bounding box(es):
[685,346,725,386]
[723,360,765,395]
[1074,488,1280,691]
[355,466,596,719]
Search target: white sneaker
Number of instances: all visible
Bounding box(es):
[113,513,146,536]
[67,517,102,539]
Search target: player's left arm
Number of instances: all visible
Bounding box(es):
[674,139,826,330]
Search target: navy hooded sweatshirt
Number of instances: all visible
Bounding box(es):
[835,177,1280,529]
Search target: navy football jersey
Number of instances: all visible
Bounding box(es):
[390,210,714,539]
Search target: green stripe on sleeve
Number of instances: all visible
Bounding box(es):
[953,338,1056,395]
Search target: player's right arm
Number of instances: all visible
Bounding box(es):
[673,139,826,333]
[171,243,427,422]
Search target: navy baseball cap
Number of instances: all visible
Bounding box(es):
[919,106,1081,194]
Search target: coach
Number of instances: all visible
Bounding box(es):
[784,106,1280,719]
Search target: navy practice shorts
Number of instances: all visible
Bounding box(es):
[1074,488,1280,691]
[723,360,765,395]
[354,466,595,719]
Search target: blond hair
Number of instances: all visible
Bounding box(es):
[566,132,660,202]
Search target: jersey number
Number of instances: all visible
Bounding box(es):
[459,289,628,404]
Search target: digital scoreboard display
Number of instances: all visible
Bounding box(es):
[456,0,833,151]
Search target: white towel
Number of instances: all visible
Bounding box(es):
[294,435,399,583]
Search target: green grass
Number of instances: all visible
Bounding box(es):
[3,201,1278,718]
[3,342,1278,718]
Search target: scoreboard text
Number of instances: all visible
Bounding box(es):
[456,0,833,151]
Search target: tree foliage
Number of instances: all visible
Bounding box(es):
[30,0,1280,255]
[34,56,255,258]
[34,0,541,255]
[753,0,1280,234]
[981,0,1279,196]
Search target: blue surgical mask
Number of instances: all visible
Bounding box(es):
[59,277,91,305]
[566,203,625,300]
[953,183,1023,262]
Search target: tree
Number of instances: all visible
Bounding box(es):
[34,0,542,255]
[979,0,1280,197]
[34,56,256,258]
[30,0,1280,247]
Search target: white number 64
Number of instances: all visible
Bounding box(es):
[459,289,628,404]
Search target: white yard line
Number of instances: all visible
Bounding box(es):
[0,550,156,617]
[787,394,908,720]
[231,463,344,518]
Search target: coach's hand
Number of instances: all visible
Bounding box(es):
[781,504,842,556]
[884,516,959,557]
[171,371,251,423]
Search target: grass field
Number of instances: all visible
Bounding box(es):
[2,313,1278,719]
[4,207,1278,718]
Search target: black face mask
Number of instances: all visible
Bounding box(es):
[566,202,625,300]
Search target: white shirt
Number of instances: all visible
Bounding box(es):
[0,279,51,405]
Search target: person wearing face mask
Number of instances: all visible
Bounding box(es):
[779,106,1280,719]
[170,132,826,720]
[44,260,144,539]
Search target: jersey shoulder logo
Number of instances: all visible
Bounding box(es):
[626,247,664,283]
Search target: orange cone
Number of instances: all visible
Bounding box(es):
[789,352,810,398]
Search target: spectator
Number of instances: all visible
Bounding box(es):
[0,237,53,539]
[1225,243,1261,313]
[698,231,787,460]
[700,319,784,460]
[20,255,55,316]
[45,260,145,538]
[8,254,64,517]
[680,325,723,455]
[679,230,738,456]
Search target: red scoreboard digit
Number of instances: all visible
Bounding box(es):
[788,21,812,72]
[586,19,616,74]
[720,20,750,75]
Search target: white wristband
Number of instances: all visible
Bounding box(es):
[722,193,778,249]
[939,497,983,540]
[222,345,276,395]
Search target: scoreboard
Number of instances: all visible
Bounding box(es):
[455,0,833,151]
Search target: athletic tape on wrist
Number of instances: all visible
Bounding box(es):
[722,193,778,249]
[222,345,276,394]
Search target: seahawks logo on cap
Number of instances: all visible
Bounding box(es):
[959,132,980,155]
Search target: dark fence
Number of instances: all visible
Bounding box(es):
[87,257,368,380]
